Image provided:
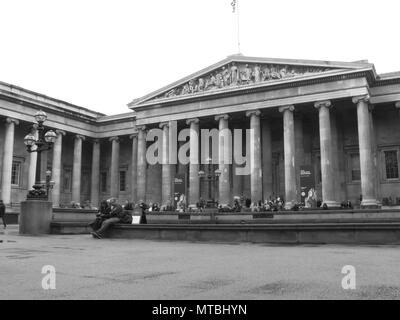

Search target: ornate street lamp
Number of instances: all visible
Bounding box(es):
[24,110,57,200]
[198,157,221,206]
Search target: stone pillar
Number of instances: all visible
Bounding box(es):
[186,118,200,208]
[279,105,296,209]
[330,111,343,203]
[294,115,304,203]
[51,130,66,207]
[90,139,101,207]
[109,137,120,199]
[130,133,138,203]
[369,106,381,204]
[246,110,263,203]
[314,100,339,207]
[262,118,273,200]
[72,135,85,203]
[215,114,231,206]
[1,118,19,205]
[137,126,147,202]
[159,122,172,206]
[28,128,38,189]
[353,95,378,207]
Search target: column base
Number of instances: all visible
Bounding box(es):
[284,201,296,210]
[19,200,53,235]
[361,199,381,209]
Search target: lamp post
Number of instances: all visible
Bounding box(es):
[198,157,221,206]
[23,110,57,200]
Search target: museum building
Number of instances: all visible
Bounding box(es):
[1,54,400,212]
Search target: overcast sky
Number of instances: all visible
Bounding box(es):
[1,0,399,115]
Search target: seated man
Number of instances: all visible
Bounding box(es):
[91,200,132,239]
[88,200,110,232]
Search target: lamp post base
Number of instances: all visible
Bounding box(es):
[19,200,53,235]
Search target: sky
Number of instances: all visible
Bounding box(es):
[0,0,399,115]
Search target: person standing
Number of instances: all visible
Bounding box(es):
[0,200,6,229]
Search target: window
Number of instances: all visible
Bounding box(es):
[350,153,361,182]
[384,150,399,179]
[101,172,107,193]
[63,167,72,192]
[119,170,126,192]
[11,161,21,186]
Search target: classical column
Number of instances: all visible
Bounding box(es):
[51,130,66,207]
[353,95,378,207]
[72,135,85,203]
[186,118,200,207]
[136,126,147,202]
[90,139,101,207]
[246,110,263,203]
[262,118,273,200]
[215,114,231,206]
[109,137,120,199]
[159,122,172,206]
[1,118,19,205]
[28,128,38,189]
[130,133,138,203]
[279,105,296,209]
[314,100,339,207]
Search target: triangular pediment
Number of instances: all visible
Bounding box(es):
[128,55,373,107]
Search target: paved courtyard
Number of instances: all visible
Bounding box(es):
[0,225,400,300]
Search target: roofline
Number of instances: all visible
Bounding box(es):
[0,80,105,119]
[127,54,375,107]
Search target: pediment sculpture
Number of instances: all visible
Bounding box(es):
[156,62,336,100]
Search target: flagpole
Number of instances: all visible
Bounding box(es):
[236,0,240,54]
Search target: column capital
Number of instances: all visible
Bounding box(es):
[278,105,295,113]
[92,138,100,144]
[215,114,230,121]
[75,134,85,141]
[109,136,120,143]
[136,125,147,132]
[245,109,261,118]
[6,117,19,125]
[352,94,370,104]
[314,100,332,109]
[159,121,169,129]
[55,129,66,136]
[186,118,199,125]
[395,101,400,109]
[129,133,138,139]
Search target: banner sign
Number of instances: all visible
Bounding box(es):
[300,165,314,206]
[173,173,186,209]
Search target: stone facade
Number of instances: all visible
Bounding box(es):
[1,55,400,210]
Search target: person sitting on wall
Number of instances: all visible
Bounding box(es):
[124,200,134,211]
[91,200,131,239]
[0,200,7,229]
[162,200,174,212]
[196,198,206,212]
[83,200,93,210]
[88,199,111,232]
[139,201,148,224]
[152,202,160,212]
[233,197,242,212]
[250,202,259,212]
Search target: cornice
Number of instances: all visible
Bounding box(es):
[131,68,374,110]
